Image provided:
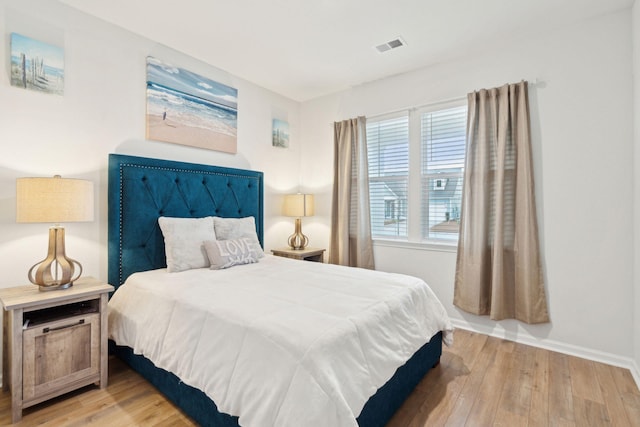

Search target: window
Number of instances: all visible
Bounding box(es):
[366,115,409,238]
[421,105,467,241]
[366,103,467,243]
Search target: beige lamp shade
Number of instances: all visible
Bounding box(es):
[283,193,314,217]
[16,175,94,290]
[17,175,94,223]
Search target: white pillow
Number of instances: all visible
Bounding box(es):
[204,238,260,270]
[158,216,215,272]
[213,216,264,257]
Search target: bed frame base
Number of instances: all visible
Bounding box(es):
[110,331,442,427]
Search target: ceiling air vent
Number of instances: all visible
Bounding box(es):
[375,37,406,53]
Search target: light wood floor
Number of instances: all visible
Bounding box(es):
[1,329,639,426]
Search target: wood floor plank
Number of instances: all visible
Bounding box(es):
[569,356,605,404]
[127,396,184,426]
[593,362,633,427]
[404,330,489,427]
[36,389,157,427]
[572,395,612,427]
[386,374,431,427]
[21,396,83,425]
[493,406,529,427]
[152,412,196,426]
[548,351,577,427]
[612,367,640,396]
[1,336,638,427]
[528,347,550,427]
[622,391,640,427]
[444,335,500,426]
[497,342,534,419]
[609,365,640,425]
[464,339,514,426]
[405,353,464,427]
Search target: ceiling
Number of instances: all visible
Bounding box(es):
[59,0,632,102]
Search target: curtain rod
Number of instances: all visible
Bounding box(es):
[366,95,467,121]
[332,95,465,125]
[334,78,542,124]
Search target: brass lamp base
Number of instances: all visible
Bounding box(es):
[28,226,82,291]
[287,218,309,250]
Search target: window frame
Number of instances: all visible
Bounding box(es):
[366,99,467,248]
[418,102,467,243]
[365,111,410,240]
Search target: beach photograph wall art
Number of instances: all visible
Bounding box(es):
[10,33,64,95]
[272,119,289,148]
[146,56,238,153]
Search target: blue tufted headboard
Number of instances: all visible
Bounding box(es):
[108,154,264,289]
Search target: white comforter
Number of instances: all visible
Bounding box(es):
[108,255,453,427]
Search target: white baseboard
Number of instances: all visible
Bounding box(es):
[450,319,640,390]
[631,359,640,391]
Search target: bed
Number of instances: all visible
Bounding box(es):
[107,153,453,427]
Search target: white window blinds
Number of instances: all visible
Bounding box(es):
[364,101,467,244]
[366,115,409,238]
[420,105,467,241]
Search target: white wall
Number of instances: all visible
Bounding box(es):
[632,0,640,387]
[0,0,303,288]
[301,10,636,368]
[0,0,303,376]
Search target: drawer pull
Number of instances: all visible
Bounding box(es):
[43,319,85,333]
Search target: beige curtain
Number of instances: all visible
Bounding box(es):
[329,117,375,269]
[454,81,549,323]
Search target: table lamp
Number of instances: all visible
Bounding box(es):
[16,175,94,291]
[283,193,314,250]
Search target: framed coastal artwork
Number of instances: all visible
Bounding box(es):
[10,33,64,95]
[272,119,289,148]
[146,56,238,153]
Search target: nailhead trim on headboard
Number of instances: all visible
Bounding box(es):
[108,154,264,289]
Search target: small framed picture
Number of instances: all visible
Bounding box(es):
[10,33,64,95]
[272,119,289,148]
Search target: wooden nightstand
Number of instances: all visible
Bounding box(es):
[271,247,326,262]
[0,277,113,423]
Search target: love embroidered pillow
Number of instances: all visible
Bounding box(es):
[213,216,264,258]
[204,238,260,270]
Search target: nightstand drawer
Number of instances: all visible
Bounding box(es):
[22,312,100,403]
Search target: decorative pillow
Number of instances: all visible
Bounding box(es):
[213,216,264,257]
[158,216,215,272]
[204,238,260,270]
